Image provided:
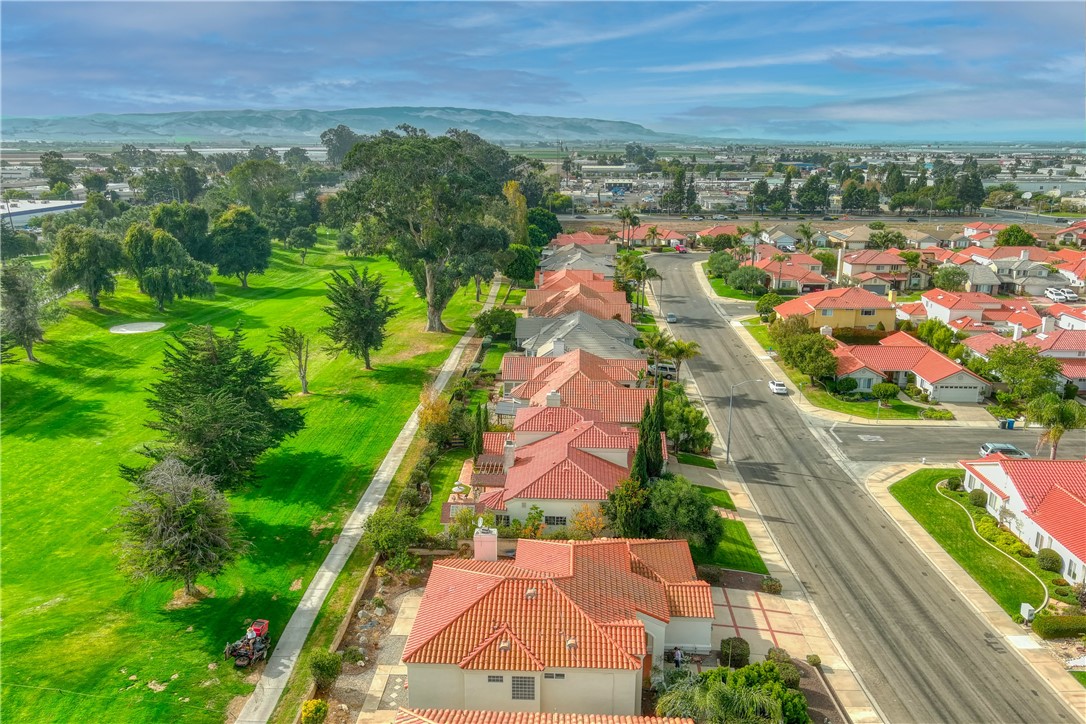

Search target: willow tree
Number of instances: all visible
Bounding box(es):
[340,128,505,332]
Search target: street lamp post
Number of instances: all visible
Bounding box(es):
[726,378,762,464]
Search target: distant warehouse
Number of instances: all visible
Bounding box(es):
[1,199,85,226]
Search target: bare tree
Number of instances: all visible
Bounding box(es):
[117,457,246,598]
[275,325,311,395]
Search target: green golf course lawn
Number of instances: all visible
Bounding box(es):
[1,235,486,723]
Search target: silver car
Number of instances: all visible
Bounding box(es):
[768,380,788,395]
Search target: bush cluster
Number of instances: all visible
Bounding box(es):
[1031,614,1086,640]
[974,516,1027,557]
[761,576,783,595]
[968,489,987,507]
[921,408,954,420]
[720,637,750,668]
[805,654,821,668]
[309,650,343,691]
[301,699,329,724]
[945,476,963,492]
[1036,548,1063,573]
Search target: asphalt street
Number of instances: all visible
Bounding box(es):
[650,253,1080,724]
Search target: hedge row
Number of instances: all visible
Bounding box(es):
[1031,615,1086,640]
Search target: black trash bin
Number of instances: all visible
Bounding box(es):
[998,419,1008,429]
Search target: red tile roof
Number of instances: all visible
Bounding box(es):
[922,289,1002,311]
[501,349,646,385]
[397,709,695,723]
[539,269,614,293]
[831,335,988,385]
[774,286,893,318]
[621,224,685,242]
[745,259,829,285]
[969,246,1050,262]
[553,231,611,246]
[895,301,927,318]
[525,285,632,324]
[843,250,904,266]
[962,332,1007,357]
[697,224,742,237]
[404,539,712,672]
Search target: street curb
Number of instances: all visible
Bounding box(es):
[864,465,1086,721]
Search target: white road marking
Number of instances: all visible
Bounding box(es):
[829,422,843,443]
[858,435,885,442]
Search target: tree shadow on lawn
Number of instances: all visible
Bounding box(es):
[240,449,368,510]
[367,364,432,390]
[40,336,142,372]
[0,378,110,440]
[214,284,328,302]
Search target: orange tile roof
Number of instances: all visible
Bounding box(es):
[404,539,712,672]
[397,708,695,724]
[697,224,742,237]
[774,286,893,317]
[553,232,611,246]
[525,285,632,324]
[922,289,1002,310]
[500,349,646,385]
[831,335,988,385]
[745,259,830,284]
[539,269,614,293]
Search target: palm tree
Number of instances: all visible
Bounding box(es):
[795,221,815,252]
[738,221,764,266]
[1026,393,1086,460]
[667,338,702,379]
[643,266,662,308]
[656,673,784,724]
[641,329,674,365]
[644,225,661,250]
[771,253,787,291]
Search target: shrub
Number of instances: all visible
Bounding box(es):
[1073,582,1086,609]
[761,576,783,595]
[921,408,954,420]
[1036,548,1063,573]
[371,595,385,609]
[310,650,343,690]
[342,646,366,665]
[777,660,802,689]
[834,377,858,395]
[386,550,420,573]
[968,489,987,507]
[1031,614,1086,640]
[1012,614,1025,624]
[945,476,963,492]
[1052,578,1069,587]
[474,308,516,339]
[720,637,750,668]
[362,506,421,557]
[1055,587,1072,598]
[766,646,791,664]
[301,699,329,724]
[805,654,821,668]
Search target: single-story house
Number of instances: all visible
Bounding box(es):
[515,312,641,359]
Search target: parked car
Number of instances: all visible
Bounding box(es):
[647,362,677,379]
[768,380,788,395]
[712,214,727,220]
[574,215,586,219]
[1045,287,1068,302]
[1055,218,1069,224]
[906,217,918,222]
[665,312,678,322]
[822,216,835,221]
[674,245,688,253]
[978,442,1030,459]
[1059,288,1080,301]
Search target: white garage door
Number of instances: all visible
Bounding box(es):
[932,384,983,402]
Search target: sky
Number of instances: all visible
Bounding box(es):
[2,1,1084,142]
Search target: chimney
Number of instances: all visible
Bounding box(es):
[1020,249,1029,260]
[1041,316,1055,333]
[835,247,845,285]
[502,437,516,472]
[1012,323,1022,341]
[551,339,565,355]
[474,524,498,562]
[819,325,833,336]
[545,390,562,407]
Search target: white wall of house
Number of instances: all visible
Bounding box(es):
[964,470,1084,583]
[539,668,640,716]
[842,369,884,392]
[917,371,989,402]
[505,497,601,530]
[406,663,469,709]
[664,618,714,654]
[1057,313,1086,331]
[636,613,668,662]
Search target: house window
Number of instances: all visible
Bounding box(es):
[821,309,834,317]
[987,492,996,509]
[511,676,536,701]
[857,377,873,390]
[1068,560,1079,581]
[860,309,876,317]
[544,673,566,680]
[1035,533,1043,549]
[488,675,504,683]
[544,516,567,526]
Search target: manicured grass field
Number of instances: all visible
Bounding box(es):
[1072,671,1086,689]
[889,469,1045,615]
[741,321,923,420]
[0,235,487,723]
[417,448,474,534]
[691,485,765,574]
[677,452,717,469]
[480,341,510,374]
[708,276,763,300]
[696,485,736,511]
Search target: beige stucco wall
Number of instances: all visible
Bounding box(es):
[664,617,714,652]
[802,307,896,330]
[539,669,640,715]
[405,663,466,709]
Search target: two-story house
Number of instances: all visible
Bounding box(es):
[963,323,1086,394]
[840,249,928,294]
[403,538,714,716]
[774,287,896,330]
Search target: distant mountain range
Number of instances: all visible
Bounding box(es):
[1,106,693,145]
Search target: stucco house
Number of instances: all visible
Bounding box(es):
[920,289,1043,332]
[403,538,713,716]
[963,324,1086,395]
[515,313,640,359]
[443,406,664,530]
[1046,303,1086,331]
[830,331,992,402]
[960,458,1086,584]
[841,250,928,292]
[524,284,632,324]
[774,287,896,330]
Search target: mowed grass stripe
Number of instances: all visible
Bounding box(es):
[1,236,486,723]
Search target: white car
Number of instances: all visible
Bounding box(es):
[691,215,704,221]
[768,380,788,395]
[1045,288,1067,302]
[665,312,678,323]
[712,214,727,220]
[1060,288,1079,301]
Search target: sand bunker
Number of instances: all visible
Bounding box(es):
[110,322,166,334]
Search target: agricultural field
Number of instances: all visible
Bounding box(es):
[0,234,487,723]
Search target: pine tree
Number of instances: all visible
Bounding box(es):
[321,266,401,370]
[631,436,650,485]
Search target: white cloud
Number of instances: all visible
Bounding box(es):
[645,45,943,74]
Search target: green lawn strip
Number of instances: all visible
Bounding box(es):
[741,322,922,420]
[677,452,717,469]
[417,448,474,535]
[696,485,736,511]
[0,236,486,723]
[692,519,768,574]
[480,342,509,374]
[505,288,526,306]
[708,276,762,301]
[267,543,375,724]
[889,469,1045,615]
[1071,671,1086,689]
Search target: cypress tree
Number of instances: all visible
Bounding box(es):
[631,441,650,485]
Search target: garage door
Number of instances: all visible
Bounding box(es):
[932,385,982,402]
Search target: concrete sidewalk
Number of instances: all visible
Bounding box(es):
[236,281,500,724]
[865,464,1086,720]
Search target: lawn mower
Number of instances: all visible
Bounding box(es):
[224,619,270,668]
